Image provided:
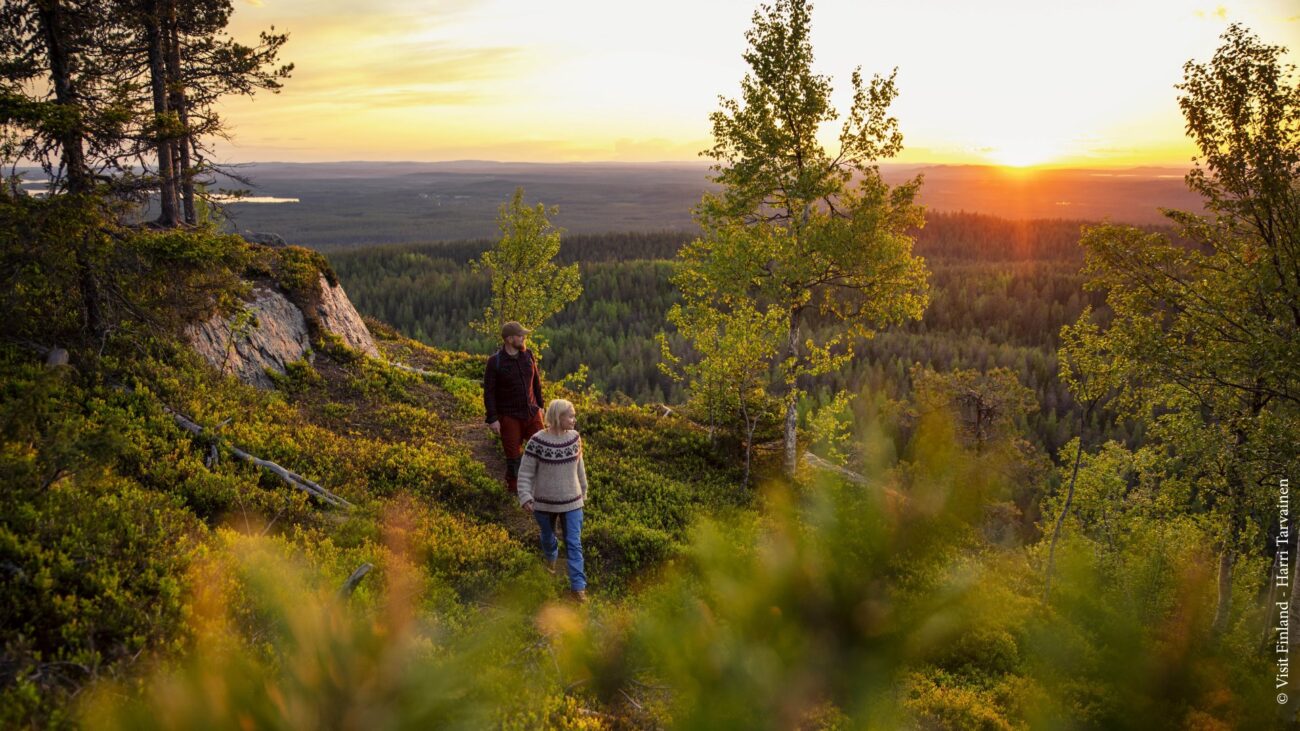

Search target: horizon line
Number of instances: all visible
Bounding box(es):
[211,159,1197,171]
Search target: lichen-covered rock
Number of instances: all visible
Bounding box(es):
[187,267,379,388]
[315,274,379,357]
[186,284,312,389]
[242,231,287,248]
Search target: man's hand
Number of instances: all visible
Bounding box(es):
[522,500,534,513]
[489,420,501,435]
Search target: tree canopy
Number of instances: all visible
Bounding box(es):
[471,187,582,353]
[0,0,291,220]
[1060,22,1300,637]
[667,0,929,475]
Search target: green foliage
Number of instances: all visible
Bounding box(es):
[0,353,205,728]
[1025,500,1275,728]
[903,366,1049,542]
[1058,23,1300,636]
[661,297,785,482]
[807,390,855,465]
[667,0,930,471]
[1177,23,1300,254]
[470,187,582,352]
[0,192,259,355]
[576,405,747,590]
[331,223,1125,455]
[561,416,1017,729]
[2,319,1280,729]
[81,532,562,731]
[424,370,483,418]
[553,406,1278,729]
[243,243,338,338]
[549,364,604,411]
[0,314,556,725]
[409,501,533,599]
[910,366,1038,452]
[261,243,338,292]
[266,357,322,394]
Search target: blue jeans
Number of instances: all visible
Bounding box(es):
[534,508,585,591]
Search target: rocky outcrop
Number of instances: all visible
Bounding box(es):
[316,275,379,357]
[186,274,378,389]
[187,284,310,389]
[242,231,288,247]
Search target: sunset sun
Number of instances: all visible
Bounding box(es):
[984,139,1065,168]
[7,0,1300,726]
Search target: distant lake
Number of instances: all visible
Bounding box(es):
[15,184,298,205]
[213,195,300,204]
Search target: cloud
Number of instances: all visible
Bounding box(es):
[292,46,520,88]
[1194,6,1229,20]
[227,6,525,111]
[275,47,521,111]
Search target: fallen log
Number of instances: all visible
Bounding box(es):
[390,361,432,376]
[338,563,374,599]
[167,408,351,508]
[801,451,872,486]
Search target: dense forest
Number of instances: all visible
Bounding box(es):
[2,0,1296,728]
[331,213,1142,458]
[192,161,1203,249]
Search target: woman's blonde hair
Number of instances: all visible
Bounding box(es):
[544,398,576,430]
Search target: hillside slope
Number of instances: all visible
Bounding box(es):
[0,249,747,728]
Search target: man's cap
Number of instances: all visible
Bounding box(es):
[501,321,531,339]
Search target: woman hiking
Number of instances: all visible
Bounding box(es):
[516,398,589,602]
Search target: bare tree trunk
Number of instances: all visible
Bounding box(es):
[1044,403,1092,601]
[740,394,755,487]
[37,2,103,338]
[783,310,800,477]
[783,392,798,477]
[1212,457,1244,639]
[1044,429,1084,601]
[177,139,195,223]
[163,0,195,224]
[1262,549,1282,645]
[338,563,373,599]
[1212,548,1236,635]
[168,408,351,508]
[37,1,89,194]
[1212,425,1253,639]
[147,0,178,227]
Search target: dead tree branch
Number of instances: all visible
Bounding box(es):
[167,407,351,508]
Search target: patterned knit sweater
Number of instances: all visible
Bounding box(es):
[516,430,588,513]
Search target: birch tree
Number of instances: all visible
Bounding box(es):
[1060,24,1300,636]
[471,187,581,353]
[667,0,929,476]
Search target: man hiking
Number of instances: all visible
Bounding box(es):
[483,321,545,495]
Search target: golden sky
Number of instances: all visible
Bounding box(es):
[216,0,1300,167]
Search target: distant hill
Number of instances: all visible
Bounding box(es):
[207,161,1202,249]
[906,164,1202,225]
